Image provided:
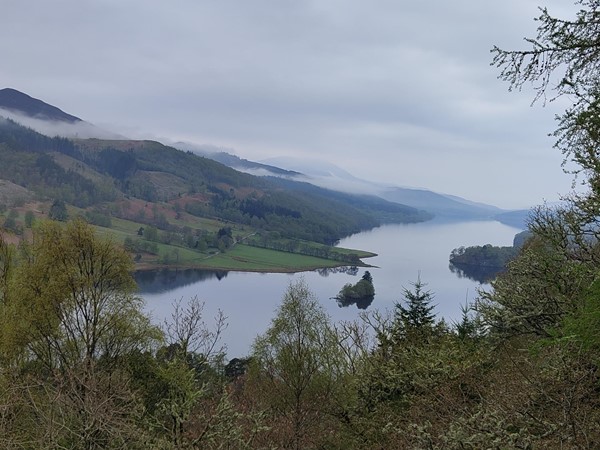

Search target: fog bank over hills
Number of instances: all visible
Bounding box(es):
[146,141,531,224]
[0,108,124,140]
[0,87,531,225]
[0,88,124,140]
[203,150,532,225]
[258,156,520,221]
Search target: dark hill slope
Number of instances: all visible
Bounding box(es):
[0,88,82,123]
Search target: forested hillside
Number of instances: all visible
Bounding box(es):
[0,116,430,249]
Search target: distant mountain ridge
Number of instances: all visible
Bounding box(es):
[174,142,302,177]
[0,88,527,224]
[0,88,123,139]
[191,153,516,221]
[257,156,508,220]
[380,187,504,220]
[0,88,82,123]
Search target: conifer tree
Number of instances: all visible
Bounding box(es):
[393,275,436,338]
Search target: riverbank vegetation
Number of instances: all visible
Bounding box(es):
[0,198,378,272]
[448,230,531,283]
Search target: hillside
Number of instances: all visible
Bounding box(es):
[0,112,430,270]
[0,88,82,123]
[257,156,506,219]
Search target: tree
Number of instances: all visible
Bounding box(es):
[484,12,600,444]
[361,270,373,284]
[492,1,600,195]
[163,296,226,363]
[250,279,344,449]
[0,235,14,333]
[2,219,160,448]
[13,219,158,369]
[24,210,34,228]
[2,209,19,233]
[48,199,68,221]
[478,212,596,338]
[146,296,234,448]
[393,275,436,335]
[144,225,158,242]
[489,4,600,338]
[334,270,375,309]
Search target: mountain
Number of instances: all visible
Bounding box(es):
[0,115,430,245]
[260,156,377,190]
[182,146,508,221]
[0,88,122,139]
[494,209,531,229]
[380,187,504,220]
[259,156,505,219]
[174,142,301,177]
[0,88,508,235]
[178,145,511,222]
[0,88,82,123]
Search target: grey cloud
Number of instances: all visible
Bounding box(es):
[0,0,579,208]
[0,109,124,140]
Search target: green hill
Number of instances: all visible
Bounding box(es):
[0,116,431,270]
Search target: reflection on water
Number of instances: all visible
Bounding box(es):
[315,266,360,277]
[448,262,505,284]
[334,294,375,310]
[134,269,229,294]
[136,266,362,294]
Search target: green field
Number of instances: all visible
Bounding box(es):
[0,203,376,273]
[202,244,351,272]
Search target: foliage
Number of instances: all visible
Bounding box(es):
[334,270,375,309]
[0,118,430,248]
[11,219,159,369]
[478,206,597,339]
[492,1,600,189]
[250,279,347,449]
[450,244,517,268]
[3,4,600,443]
[0,114,433,276]
[392,275,436,338]
[449,243,518,282]
[48,198,68,221]
[0,219,162,448]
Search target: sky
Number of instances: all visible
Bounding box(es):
[0,0,582,209]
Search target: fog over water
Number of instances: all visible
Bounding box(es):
[139,219,521,358]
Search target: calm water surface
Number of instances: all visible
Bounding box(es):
[138,220,522,357]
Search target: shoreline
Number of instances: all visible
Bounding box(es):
[133,259,377,274]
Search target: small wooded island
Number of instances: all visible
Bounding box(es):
[333,270,375,309]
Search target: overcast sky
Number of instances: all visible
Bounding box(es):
[0,0,581,209]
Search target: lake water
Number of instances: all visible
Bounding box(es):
[137,219,522,358]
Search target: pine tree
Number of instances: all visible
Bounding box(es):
[393,275,436,339]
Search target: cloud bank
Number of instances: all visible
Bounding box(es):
[0,0,578,208]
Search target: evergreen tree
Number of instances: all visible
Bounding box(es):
[393,275,436,338]
[48,199,68,221]
[361,270,373,284]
